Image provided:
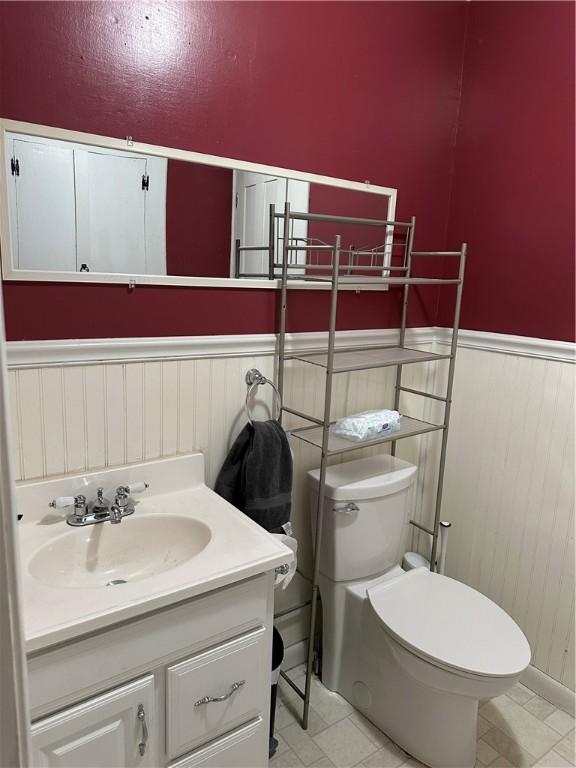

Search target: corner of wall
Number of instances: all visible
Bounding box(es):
[435,1,471,330]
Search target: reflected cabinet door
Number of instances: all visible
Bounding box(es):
[31,675,157,768]
[74,148,167,275]
[75,149,148,274]
[7,138,77,271]
[5,132,168,276]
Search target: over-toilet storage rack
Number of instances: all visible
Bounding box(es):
[274,202,467,729]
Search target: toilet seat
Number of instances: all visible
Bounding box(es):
[367,567,531,679]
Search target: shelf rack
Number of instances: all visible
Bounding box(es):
[275,202,467,729]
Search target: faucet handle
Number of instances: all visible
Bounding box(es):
[114,482,148,509]
[125,482,149,494]
[115,482,149,498]
[49,496,75,509]
[49,495,85,509]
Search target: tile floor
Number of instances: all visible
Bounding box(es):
[271,666,575,768]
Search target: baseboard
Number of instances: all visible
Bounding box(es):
[521,665,575,716]
[281,639,308,672]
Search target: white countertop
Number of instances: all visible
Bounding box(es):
[16,454,293,654]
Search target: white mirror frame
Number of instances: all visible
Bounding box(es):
[0,118,397,290]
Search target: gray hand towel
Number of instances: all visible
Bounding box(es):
[214,420,292,532]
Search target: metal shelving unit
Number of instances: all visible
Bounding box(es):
[275,202,467,730]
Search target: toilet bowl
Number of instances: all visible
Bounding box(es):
[309,455,531,768]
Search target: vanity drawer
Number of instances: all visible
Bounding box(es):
[28,574,270,719]
[168,717,266,768]
[166,626,268,760]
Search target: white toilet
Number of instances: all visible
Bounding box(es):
[309,454,531,768]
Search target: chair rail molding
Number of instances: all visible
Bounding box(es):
[6,328,435,368]
[6,328,574,368]
[436,328,575,363]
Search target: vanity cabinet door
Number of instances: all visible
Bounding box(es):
[31,675,157,768]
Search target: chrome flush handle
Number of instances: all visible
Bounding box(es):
[194,680,246,707]
[332,502,359,514]
[137,704,148,756]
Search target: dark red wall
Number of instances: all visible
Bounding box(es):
[441,1,575,341]
[0,1,467,340]
[166,161,233,278]
[2,2,572,343]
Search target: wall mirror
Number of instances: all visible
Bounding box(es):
[0,119,397,289]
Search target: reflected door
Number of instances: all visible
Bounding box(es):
[75,150,167,275]
[75,151,146,274]
[233,172,309,276]
[7,138,77,271]
[5,132,168,276]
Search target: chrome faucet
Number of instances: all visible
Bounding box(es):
[49,483,149,527]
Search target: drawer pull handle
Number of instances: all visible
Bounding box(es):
[137,704,148,756]
[194,680,246,707]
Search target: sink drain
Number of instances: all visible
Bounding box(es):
[106,579,127,586]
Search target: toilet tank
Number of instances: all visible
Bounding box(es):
[308,455,417,582]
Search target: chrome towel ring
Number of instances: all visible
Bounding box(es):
[245,368,282,423]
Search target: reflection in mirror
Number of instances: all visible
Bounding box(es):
[167,160,233,278]
[5,132,168,275]
[4,129,395,281]
[234,182,396,280]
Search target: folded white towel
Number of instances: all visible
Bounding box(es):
[330,409,401,442]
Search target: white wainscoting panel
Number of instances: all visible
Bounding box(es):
[440,345,575,692]
[7,329,575,694]
[7,338,435,650]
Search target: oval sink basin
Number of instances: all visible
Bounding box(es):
[29,514,212,589]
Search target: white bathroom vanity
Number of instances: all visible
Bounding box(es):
[16,453,292,768]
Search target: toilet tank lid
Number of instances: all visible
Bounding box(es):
[308,455,417,501]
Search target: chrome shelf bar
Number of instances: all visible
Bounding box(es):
[281,258,409,272]
[398,385,449,403]
[428,243,467,569]
[279,671,306,699]
[234,272,457,284]
[276,201,291,404]
[282,406,324,426]
[410,520,435,536]
[293,275,461,285]
[275,203,466,732]
[411,251,462,256]
[274,211,413,228]
[284,244,335,252]
[390,218,416,457]
[287,346,451,373]
[290,416,444,456]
